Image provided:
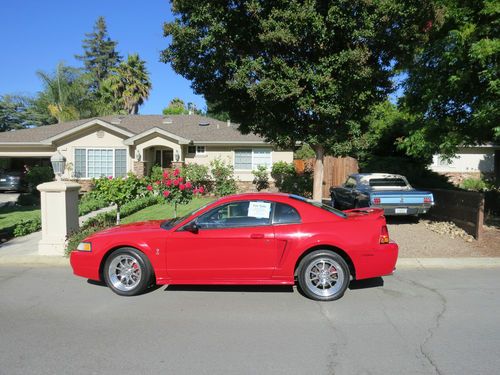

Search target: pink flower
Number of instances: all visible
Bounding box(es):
[199,186,205,194]
[146,185,153,191]
[163,170,169,178]
[108,176,113,180]
[173,179,180,186]
[178,177,184,183]
[155,180,161,185]
[193,188,199,195]
[185,182,192,189]
[173,168,180,176]
[179,184,185,191]
[163,190,170,197]
[166,179,172,186]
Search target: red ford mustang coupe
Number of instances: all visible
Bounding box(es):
[70,193,398,301]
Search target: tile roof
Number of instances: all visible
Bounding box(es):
[0,115,266,144]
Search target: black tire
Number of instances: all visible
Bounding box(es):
[103,247,153,296]
[297,251,350,301]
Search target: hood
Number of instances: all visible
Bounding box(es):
[91,220,165,237]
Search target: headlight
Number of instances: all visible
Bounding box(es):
[76,242,92,252]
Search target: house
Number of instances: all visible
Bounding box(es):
[0,115,293,190]
[429,144,500,184]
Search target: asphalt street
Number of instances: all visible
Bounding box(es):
[0,265,499,375]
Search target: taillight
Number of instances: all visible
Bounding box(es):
[424,197,431,203]
[373,197,381,205]
[379,225,390,244]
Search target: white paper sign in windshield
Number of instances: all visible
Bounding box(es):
[248,201,271,218]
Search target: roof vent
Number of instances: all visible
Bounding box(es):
[198,122,210,127]
[110,117,122,125]
[162,117,173,124]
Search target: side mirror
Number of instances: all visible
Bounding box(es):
[184,221,199,234]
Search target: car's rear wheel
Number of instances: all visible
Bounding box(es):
[298,251,350,301]
[103,248,153,296]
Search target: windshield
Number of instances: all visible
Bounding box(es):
[160,199,216,230]
[289,194,347,218]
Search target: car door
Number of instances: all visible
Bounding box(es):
[166,200,278,281]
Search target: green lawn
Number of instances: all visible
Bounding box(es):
[122,197,215,224]
[0,206,40,233]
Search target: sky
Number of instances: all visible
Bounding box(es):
[0,0,206,114]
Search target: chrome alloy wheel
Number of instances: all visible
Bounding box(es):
[304,258,345,297]
[108,255,142,292]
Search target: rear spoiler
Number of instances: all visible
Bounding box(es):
[344,208,385,219]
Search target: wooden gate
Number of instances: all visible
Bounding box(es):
[295,156,359,198]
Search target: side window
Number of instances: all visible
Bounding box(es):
[344,177,357,188]
[196,200,272,229]
[272,203,301,225]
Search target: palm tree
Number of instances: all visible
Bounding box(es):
[104,54,151,114]
[36,62,91,123]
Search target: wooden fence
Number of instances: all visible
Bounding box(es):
[295,156,359,198]
[427,188,485,240]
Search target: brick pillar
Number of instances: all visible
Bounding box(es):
[134,161,146,178]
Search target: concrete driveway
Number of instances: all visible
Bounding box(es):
[0,192,19,206]
[0,265,499,375]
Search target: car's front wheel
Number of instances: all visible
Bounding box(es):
[103,247,153,296]
[297,251,350,301]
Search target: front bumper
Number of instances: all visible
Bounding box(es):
[70,251,101,281]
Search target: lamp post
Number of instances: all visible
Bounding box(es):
[50,151,66,181]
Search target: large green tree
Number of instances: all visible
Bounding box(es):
[162,0,436,199]
[0,95,34,131]
[400,0,499,159]
[76,16,121,91]
[103,54,152,114]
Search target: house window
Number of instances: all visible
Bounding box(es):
[188,145,206,155]
[234,149,272,170]
[74,148,127,178]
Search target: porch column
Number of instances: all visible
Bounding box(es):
[37,181,81,256]
[133,161,146,178]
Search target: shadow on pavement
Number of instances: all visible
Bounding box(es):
[164,284,294,294]
[349,277,384,290]
[385,216,420,225]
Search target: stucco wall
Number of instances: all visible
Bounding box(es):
[184,145,294,181]
[54,125,132,179]
[430,147,496,173]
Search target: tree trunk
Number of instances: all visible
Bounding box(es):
[312,144,325,202]
[116,205,121,225]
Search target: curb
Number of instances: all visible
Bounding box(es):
[0,256,70,267]
[397,257,500,269]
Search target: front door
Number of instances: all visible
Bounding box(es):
[166,200,278,281]
[155,149,173,168]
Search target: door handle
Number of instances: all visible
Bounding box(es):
[250,233,265,239]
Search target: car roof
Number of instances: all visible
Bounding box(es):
[350,173,405,180]
[215,192,293,202]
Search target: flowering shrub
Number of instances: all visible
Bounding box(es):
[210,158,237,196]
[92,173,147,224]
[146,167,205,217]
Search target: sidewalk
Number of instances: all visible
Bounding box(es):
[0,206,114,266]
